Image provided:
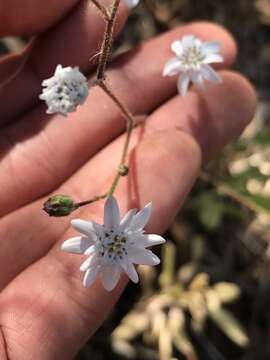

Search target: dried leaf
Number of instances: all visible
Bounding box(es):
[209,308,249,347]
[189,273,209,291]
[159,325,173,360]
[213,282,241,303]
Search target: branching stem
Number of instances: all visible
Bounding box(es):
[71,0,136,212]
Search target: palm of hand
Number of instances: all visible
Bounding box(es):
[0,1,256,359]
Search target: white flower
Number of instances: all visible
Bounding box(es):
[39,64,89,116]
[126,0,140,9]
[163,35,224,96]
[62,197,165,291]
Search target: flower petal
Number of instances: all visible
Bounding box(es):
[191,71,205,89]
[132,234,166,248]
[83,267,99,288]
[182,35,195,48]
[177,73,190,96]
[202,41,221,54]
[104,196,120,229]
[171,40,183,56]
[119,259,139,283]
[100,265,121,291]
[163,58,182,76]
[80,254,99,272]
[71,219,98,239]
[130,203,152,231]
[61,236,93,254]
[126,0,140,9]
[201,64,222,84]
[204,53,224,64]
[119,209,137,232]
[129,247,160,266]
[84,244,97,256]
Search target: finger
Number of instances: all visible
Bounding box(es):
[0,128,202,359]
[0,70,256,290]
[0,0,129,122]
[0,23,237,216]
[144,70,257,161]
[0,0,79,36]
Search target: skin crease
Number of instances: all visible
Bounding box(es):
[0,0,257,359]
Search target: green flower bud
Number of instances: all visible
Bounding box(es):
[43,194,76,217]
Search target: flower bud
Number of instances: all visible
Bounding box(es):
[43,195,76,217]
[119,164,129,176]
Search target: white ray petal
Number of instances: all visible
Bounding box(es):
[119,259,139,283]
[104,197,120,229]
[132,234,166,248]
[119,209,137,232]
[194,38,202,48]
[83,267,99,288]
[126,0,140,9]
[71,219,98,239]
[202,41,221,54]
[182,35,195,48]
[163,58,182,76]
[171,40,183,56]
[130,203,152,231]
[201,64,222,84]
[100,265,121,291]
[61,236,93,254]
[84,244,97,256]
[177,73,190,96]
[80,254,99,272]
[204,53,224,64]
[191,71,205,89]
[129,247,160,266]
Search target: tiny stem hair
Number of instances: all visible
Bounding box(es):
[95,0,120,80]
[91,0,136,200]
[81,0,136,202]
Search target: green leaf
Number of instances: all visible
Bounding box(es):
[197,194,224,230]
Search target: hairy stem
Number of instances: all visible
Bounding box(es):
[98,80,135,196]
[90,0,110,21]
[96,0,120,80]
[75,0,135,206]
[45,0,136,215]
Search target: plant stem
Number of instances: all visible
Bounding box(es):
[0,38,35,92]
[96,0,120,80]
[46,0,136,215]
[75,193,108,208]
[98,80,135,196]
[77,0,135,204]
[90,0,110,21]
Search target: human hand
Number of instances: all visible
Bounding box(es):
[0,1,256,359]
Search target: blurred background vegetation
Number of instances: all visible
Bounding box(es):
[3,0,270,359]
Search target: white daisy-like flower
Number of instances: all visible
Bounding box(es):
[163,35,224,96]
[62,197,166,291]
[39,64,89,116]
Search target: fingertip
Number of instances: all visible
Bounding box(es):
[217,70,257,128]
[225,70,257,126]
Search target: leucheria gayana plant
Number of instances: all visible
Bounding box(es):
[38,0,224,290]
